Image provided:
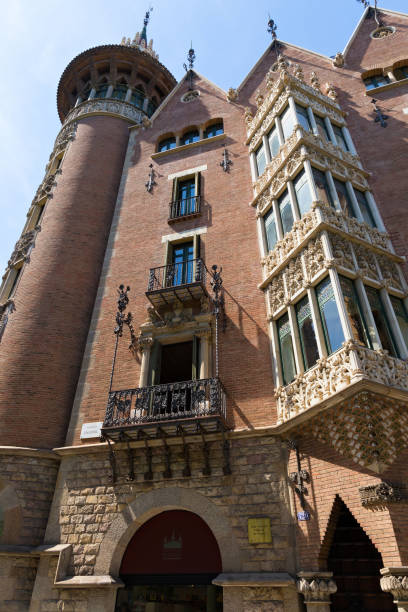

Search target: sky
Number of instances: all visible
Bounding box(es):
[0,0,407,274]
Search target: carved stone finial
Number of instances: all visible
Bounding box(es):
[332,52,345,68]
[325,83,338,101]
[380,568,408,605]
[310,71,321,90]
[266,67,275,88]
[293,63,304,81]
[142,116,152,128]
[277,54,289,75]
[227,87,238,102]
[297,573,337,605]
[244,107,254,126]
[255,89,264,107]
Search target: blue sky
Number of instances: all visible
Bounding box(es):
[0,1,407,274]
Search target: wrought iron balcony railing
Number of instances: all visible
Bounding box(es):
[102,378,227,439]
[276,340,408,425]
[169,195,201,221]
[146,258,207,307]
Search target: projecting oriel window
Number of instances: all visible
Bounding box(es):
[332,125,349,152]
[278,190,294,235]
[277,313,296,385]
[365,286,398,357]
[295,103,312,132]
[280,106,296,141]
[339,276,371,348]
[333,179,355,218]
[296,296,319,370]
[294,170,312,217]
[268,125,280,158]
[314,115,330,141]
[312,168,334,208]
[354,189,376,228]
[316,277,344,354]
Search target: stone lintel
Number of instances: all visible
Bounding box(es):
[212,572,295,587]
[54,576,124,589]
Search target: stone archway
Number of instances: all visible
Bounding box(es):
[94,486,242,577]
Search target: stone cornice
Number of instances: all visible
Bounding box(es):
[62,98,144,129]
[0,446,59,460]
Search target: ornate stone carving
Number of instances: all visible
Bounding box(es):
[325,83,338,101]
[33,174,57,204]
[49,122,78,165]
[227,87,238,102]
[142,116,152,128]
[303,235,325,282]
[377,255,403,291]
[62,99,143,128]
[244,107,254,126]
[330,233,354,271]
[137,335,154,353]
[332,52,345,68]
[255,90,264,107]
[359,482,405,507]
[0,299,15,342]
[297,574,337,603]
[268,275,286,315]
[285,257,304,299]
[276,341,408,428]
[310,71,321,91]
[353,243,379,281]
[293,63,304,81]
[181,90,199,104]
[7,228,40,269]
[380,569,408,604]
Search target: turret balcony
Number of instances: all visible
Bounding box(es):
[276,340,408,426]
[146,258,208,308]
[101,377,227,441]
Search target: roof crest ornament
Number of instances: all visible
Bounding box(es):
[356,0,382,27]
[183,43,196,91]
[120,5,158,60]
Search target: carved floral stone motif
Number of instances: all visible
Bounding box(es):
[359,482,405,507]
[7,228,40,270]
[310,71,321,91]
[380,569,408,604]
[63,99,143,128]
[297,574,337,603]
[255,90,264,107]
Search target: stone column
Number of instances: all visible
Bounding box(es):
[138,336,154,387]
[380,567,408,611]
[297,572,337,611]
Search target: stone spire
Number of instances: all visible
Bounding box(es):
[120,6,158,60]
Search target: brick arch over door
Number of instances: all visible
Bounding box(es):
[94,486,242,576]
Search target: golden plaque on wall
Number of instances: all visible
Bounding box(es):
[248,517,272,544]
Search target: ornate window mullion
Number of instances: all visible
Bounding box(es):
[380,289,408,358]
[287,180,301,222]
[303,160,319,201]
[288,304,304,374]
[307,107,318,135]
[263,134,271,165]
[106,85,114,98]
[270,318,283,386]
[275,116,285,147]
[325,171,340,211]
[307,286,328,358]
[257,215,268,261]
[324,116,337,145]
[341,126,359,158]
[346,182,365,223]
[355,278,382,350]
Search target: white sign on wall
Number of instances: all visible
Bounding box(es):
[80,421,103,439]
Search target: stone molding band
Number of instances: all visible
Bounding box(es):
[62,98,144,130]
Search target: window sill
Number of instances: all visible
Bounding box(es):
[168,211,202,224]
[151,133,225,159]
[364,78,408,95]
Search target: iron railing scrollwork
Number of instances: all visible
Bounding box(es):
[169,195,201,220]
[147,258,206,292]
[104,378,226,428]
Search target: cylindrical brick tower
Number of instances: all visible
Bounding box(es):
[0,31,175,455]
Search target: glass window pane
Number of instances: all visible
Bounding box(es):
[364,78,376,90]
[365,286,398,357]
[312,168,334,207]
[333,179,355,217]
[177,179,196,215]
[294,170,312,217]
[394,66,408,81]
[204,123,223,138]
[268,126,280,158]
[332,125,349,152]
[94,84,108,99]
[316,277,345,354]
[277,313,296,385]
[181,130,199,145]
[130,89,144,108]
[295,104,311,132]
[390,296,408,350]
[295,296,319,370]
[264,208,278,251]
[159,137,176,152]
[255,145,266,176]
[315,115,330,141]
[278,190,294,235]
[280,106,296,141]
[172,242,194,285]
[354,189,376,228]
[112,84,127,100]
[339,276,371,347]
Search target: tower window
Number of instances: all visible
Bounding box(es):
[312,168,334,208]
[94,83,109,99]
[293,169,312,217]
[130,89,145,109]
[339,276,371,348]
[112,83,128,100]
[268,125,280,158]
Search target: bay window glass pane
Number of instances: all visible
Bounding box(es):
[312,168,334,207]
[278,190,294,235]
[365,286,398,356]
[390,296,408,350]
[268,126,280,158]
[131,89,144,108]
[315,115,330,141]
[333,179,355,217]
[332,125,349,152]
[294,170,312,217]
[94,84,108,99]
[280,106,296,141]
[339,276,371,347]
[264,208,278,251]
[112,84,127,100]
[277,313,296,385]
[296,296,319,370]
[295,104,311,132]
[255,145,266,176]
[181,130,199,145]
[316,277,344,354]
[354,189,376,228]
[394,65,408,81]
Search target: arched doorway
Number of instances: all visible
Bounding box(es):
[115,510,223,611]
[327,498,396,611]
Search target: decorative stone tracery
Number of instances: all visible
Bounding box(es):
[359,482,406,507]
[62,98,144,129]
[297,572,337,611]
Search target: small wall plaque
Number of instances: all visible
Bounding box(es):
[80,421,103,440]
[297,511,310,521]
[248,518,272,544]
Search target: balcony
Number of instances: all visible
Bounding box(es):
[275,340,408,425]
[101,377,227,440]
[168,195,201,223]
[146,258,208,308]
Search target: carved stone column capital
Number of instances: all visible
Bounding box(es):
[297,572,337,611]
[380,568,408,611]
[137,335,154,353]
